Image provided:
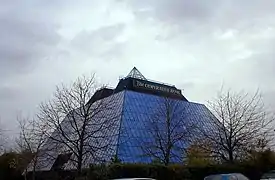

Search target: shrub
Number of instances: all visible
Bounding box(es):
[0,152,23,180]
[87,163,190,180]
[85,162,275,180]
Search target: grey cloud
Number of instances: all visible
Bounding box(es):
[249,54,275,83]
[71,24,125,59]
[0,1,61,78]
[0,0,63,137]
[128,0,221,23]
[152,0,219,23]
[0,85,19,101]
[128,0,275,97]
[72,23,125,45]
[177,82,195,92]
[231,36,275,85]
[128,0,275,30]
[263,91,275,111]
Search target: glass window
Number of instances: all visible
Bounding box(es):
[116,91,217,163]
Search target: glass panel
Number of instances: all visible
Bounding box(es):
[39,89,217,168]
[117,91,216,163]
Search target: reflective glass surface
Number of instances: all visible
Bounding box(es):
[117,91,215,163]
[34,90,216,170]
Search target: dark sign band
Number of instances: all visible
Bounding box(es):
[133,80,181,96]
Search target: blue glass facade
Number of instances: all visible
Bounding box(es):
[30,91,126,171]
[116,90,214,164]
[31,69,216,171]
[32,89,215,171]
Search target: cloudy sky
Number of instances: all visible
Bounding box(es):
[0,0,275,138]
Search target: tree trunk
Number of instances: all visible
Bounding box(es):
[32,156,37,180]
[32,166,36,180]
[228,150,234,163]
[164,157,170,165]
[77,144,83,176]
[77,155,83,176]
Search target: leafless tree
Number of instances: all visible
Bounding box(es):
[199,89,275,163]
[37,74,120,174]
[16,115,48,180]
[142,97,196,165]
[0,126,4,153]
[0,119,8,154]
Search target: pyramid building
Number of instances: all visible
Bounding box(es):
[32,67,216,171]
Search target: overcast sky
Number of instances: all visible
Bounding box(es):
[1,0,275,139]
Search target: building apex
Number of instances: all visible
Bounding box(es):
[125,67,147,80]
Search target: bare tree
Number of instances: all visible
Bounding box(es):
[0,126,4,153]
[142,98,196,165]
[0,118,7,153]
[16,115,48,180]
[37,74,120,174]
[199,89,275,163]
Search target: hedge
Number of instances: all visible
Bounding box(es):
[86,163,274,180]
[88,164,190,180]
[4,162,275,180]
